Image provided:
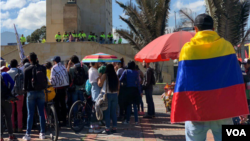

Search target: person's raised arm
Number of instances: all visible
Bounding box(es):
[98,74,106,87]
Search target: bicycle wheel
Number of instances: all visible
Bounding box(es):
[69,100,87,133]
[48,104,59,141]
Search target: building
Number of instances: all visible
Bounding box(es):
[46,0,112,42]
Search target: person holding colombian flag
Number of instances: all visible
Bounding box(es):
[171,14,249,141]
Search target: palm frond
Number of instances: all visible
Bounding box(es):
[179,8,195,26]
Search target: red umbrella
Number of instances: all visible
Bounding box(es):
[135,31,195,62]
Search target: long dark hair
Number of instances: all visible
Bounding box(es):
[118,58,124,68]
[105,64,118,92]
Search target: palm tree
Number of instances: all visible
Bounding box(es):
[205,0,250,47]
[116,0,171,82]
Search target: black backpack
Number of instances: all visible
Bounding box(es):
[13,69,25,95]
[73,66,86,86]
[32,65,47,90]
[1,75,12,100]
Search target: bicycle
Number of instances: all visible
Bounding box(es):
[44,85,59,141]
[68,89,92,133]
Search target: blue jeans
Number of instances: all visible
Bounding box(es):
[104,93,118,129]
[126,103,138,122]
[26,91,46,134]
[72,90,84,113]
[91,82,101,102]
[185,118,233,141]
[72,90,84,103]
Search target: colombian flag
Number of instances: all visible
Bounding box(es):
[171,31,249,123]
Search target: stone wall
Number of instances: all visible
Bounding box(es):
[46,0,112,43]
[1,42,173,83]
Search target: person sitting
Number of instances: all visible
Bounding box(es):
[20,34,26,45]
[81,31,87,41]
[42,38,46,43]
[99,32,106,44]
[55,32,62,42]
[63,32,69,42]
[118,37,122,44]
[107,32,113,44]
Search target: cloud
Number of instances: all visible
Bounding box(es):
[0,0,27,10]
[2,1,46,30]
[174,0,205,13]
[0,11,10,20]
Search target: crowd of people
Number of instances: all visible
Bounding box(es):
[55,31,122,44]
[1,52,156,140]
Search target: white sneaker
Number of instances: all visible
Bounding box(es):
[123,121,129,125]
[39,133,45,139]
[22,134,31,141]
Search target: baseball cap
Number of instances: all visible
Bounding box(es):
[194,14,214,27]
[51,56,61,63]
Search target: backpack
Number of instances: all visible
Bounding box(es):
[73,66,86,86]
[32,65,47,90]
[1,75,11,100]
[85,79,92,96]
[13,69,25,95]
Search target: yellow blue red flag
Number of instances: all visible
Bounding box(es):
[171,31,249,123]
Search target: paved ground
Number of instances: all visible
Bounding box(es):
[2,96,214,141]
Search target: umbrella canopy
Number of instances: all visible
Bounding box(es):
[135,31,195,62]
[82,53,121,63]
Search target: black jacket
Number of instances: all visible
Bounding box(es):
[142,67,154,90]
[23,64,47,91]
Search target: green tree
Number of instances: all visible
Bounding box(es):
[205,0,250,46]
[26,26,46,43]
[116,0,171,82]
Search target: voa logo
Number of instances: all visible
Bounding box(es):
[226,129,246,136]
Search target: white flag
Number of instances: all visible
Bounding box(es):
[14,24,25,61]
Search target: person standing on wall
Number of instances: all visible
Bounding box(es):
[50,56,69,127]
[118,37,122,44]
[55,32,62,42]
[20,34,26,45]
[142,61,156,118]
[42,38,46,43]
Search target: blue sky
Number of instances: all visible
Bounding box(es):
[1,0,248,39]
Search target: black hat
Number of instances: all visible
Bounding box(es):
[51,56,61,63]
[194,14,214,27]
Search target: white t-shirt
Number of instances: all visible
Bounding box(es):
[89,67,99,84]
[101,80,118,94]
